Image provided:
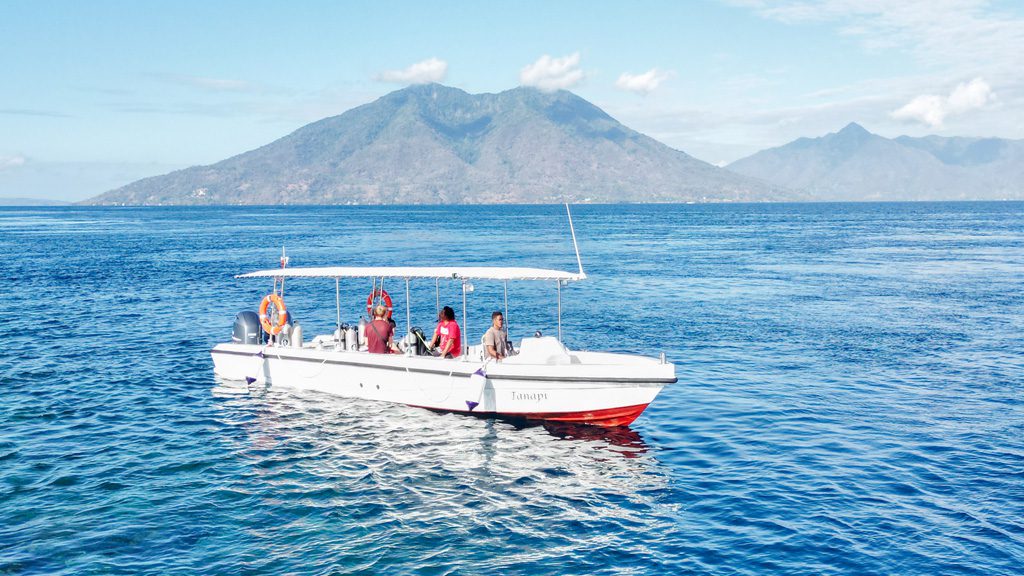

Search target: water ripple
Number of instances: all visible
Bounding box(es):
[2,203,1023,574]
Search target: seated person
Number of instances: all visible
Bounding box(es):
[429,305,461,358]
[483,311,507,360]
[365,305,396,354]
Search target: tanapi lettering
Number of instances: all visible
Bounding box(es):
[512,391,548,402]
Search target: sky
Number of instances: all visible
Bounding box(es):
[2,0,1022,201]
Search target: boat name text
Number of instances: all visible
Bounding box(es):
[512,391,548,402]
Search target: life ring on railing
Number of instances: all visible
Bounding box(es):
[366,288,393,319]
[259,293,288,335]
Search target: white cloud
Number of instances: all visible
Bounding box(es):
[615,69,671,95]
[375,58,448,84]
[728,1,1024,80]
[519,53,584,91]
[892,77,994,127]
[0,155,27,170]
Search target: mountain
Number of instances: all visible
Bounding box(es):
[728,123,1024,201]
[83,84,788,205]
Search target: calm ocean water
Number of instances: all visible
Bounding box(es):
[2,202,1023,575]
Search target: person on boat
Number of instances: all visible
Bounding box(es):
[483,311,507,360]
[429,306,461,359]
[365,305,396,354]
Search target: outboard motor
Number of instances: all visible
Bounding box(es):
[232,311,263,345]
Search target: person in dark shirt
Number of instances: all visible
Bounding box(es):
[366,305,395,354]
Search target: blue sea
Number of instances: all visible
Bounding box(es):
[2,202,1023,575]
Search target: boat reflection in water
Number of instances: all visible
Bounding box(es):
[212,379,671,533]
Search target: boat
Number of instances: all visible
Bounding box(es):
[210,207,676,427]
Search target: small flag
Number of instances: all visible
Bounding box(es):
[466,368,487,412]
[245,376,256,385]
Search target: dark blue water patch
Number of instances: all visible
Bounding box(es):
[2,202,1024,574]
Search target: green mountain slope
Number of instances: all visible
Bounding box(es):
[84,84,788,205]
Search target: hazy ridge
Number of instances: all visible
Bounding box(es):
[728,123,1024,201]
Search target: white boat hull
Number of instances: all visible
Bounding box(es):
[210,338,674,427]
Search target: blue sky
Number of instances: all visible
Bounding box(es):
[2,0,1022,200]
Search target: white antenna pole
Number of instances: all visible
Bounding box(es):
[565,203,585,278]
[279,245,288,297]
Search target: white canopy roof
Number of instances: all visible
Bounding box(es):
[236,266,586,282]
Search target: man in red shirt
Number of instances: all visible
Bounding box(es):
[429,306,461,358]
[365,305,395,354]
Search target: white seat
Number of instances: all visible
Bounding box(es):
[502,336,572,365]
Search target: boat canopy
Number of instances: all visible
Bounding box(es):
[236,266,586,282]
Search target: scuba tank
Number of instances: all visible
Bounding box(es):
[291,322,303,348]
[335,323,348,350]
[345,326,358,351]
[410,326,427,356]
[357,317,367,350]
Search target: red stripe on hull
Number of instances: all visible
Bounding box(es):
[412,403,652,427]
[521,403,651,427]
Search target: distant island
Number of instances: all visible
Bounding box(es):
[82,84,1022,206]
[0,197,72,206]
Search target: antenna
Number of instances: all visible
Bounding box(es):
[565,203,585,278]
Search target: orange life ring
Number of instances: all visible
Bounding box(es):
[366,288,393,319]
[259,293,288,335]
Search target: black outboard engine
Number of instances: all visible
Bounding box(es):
[232,311,264,345]
[410,326,429,356]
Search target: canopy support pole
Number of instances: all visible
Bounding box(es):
[435,278,440,317]
[335,278,341,329]
[369,277,376,320]
[405,278,411,337]
[462,280,468,357]
[503,280,509,339]
[556,280,562,342]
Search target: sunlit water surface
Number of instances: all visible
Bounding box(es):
[2,203,1023,574]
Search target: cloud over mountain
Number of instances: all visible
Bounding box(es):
[519,53,584,92]
[892,77,994,127]
[615,69,670,95]
[375,58,448,84]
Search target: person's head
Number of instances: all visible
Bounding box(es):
[442,306,455,322]
[374,304,387,319]
[491,311,503,329]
